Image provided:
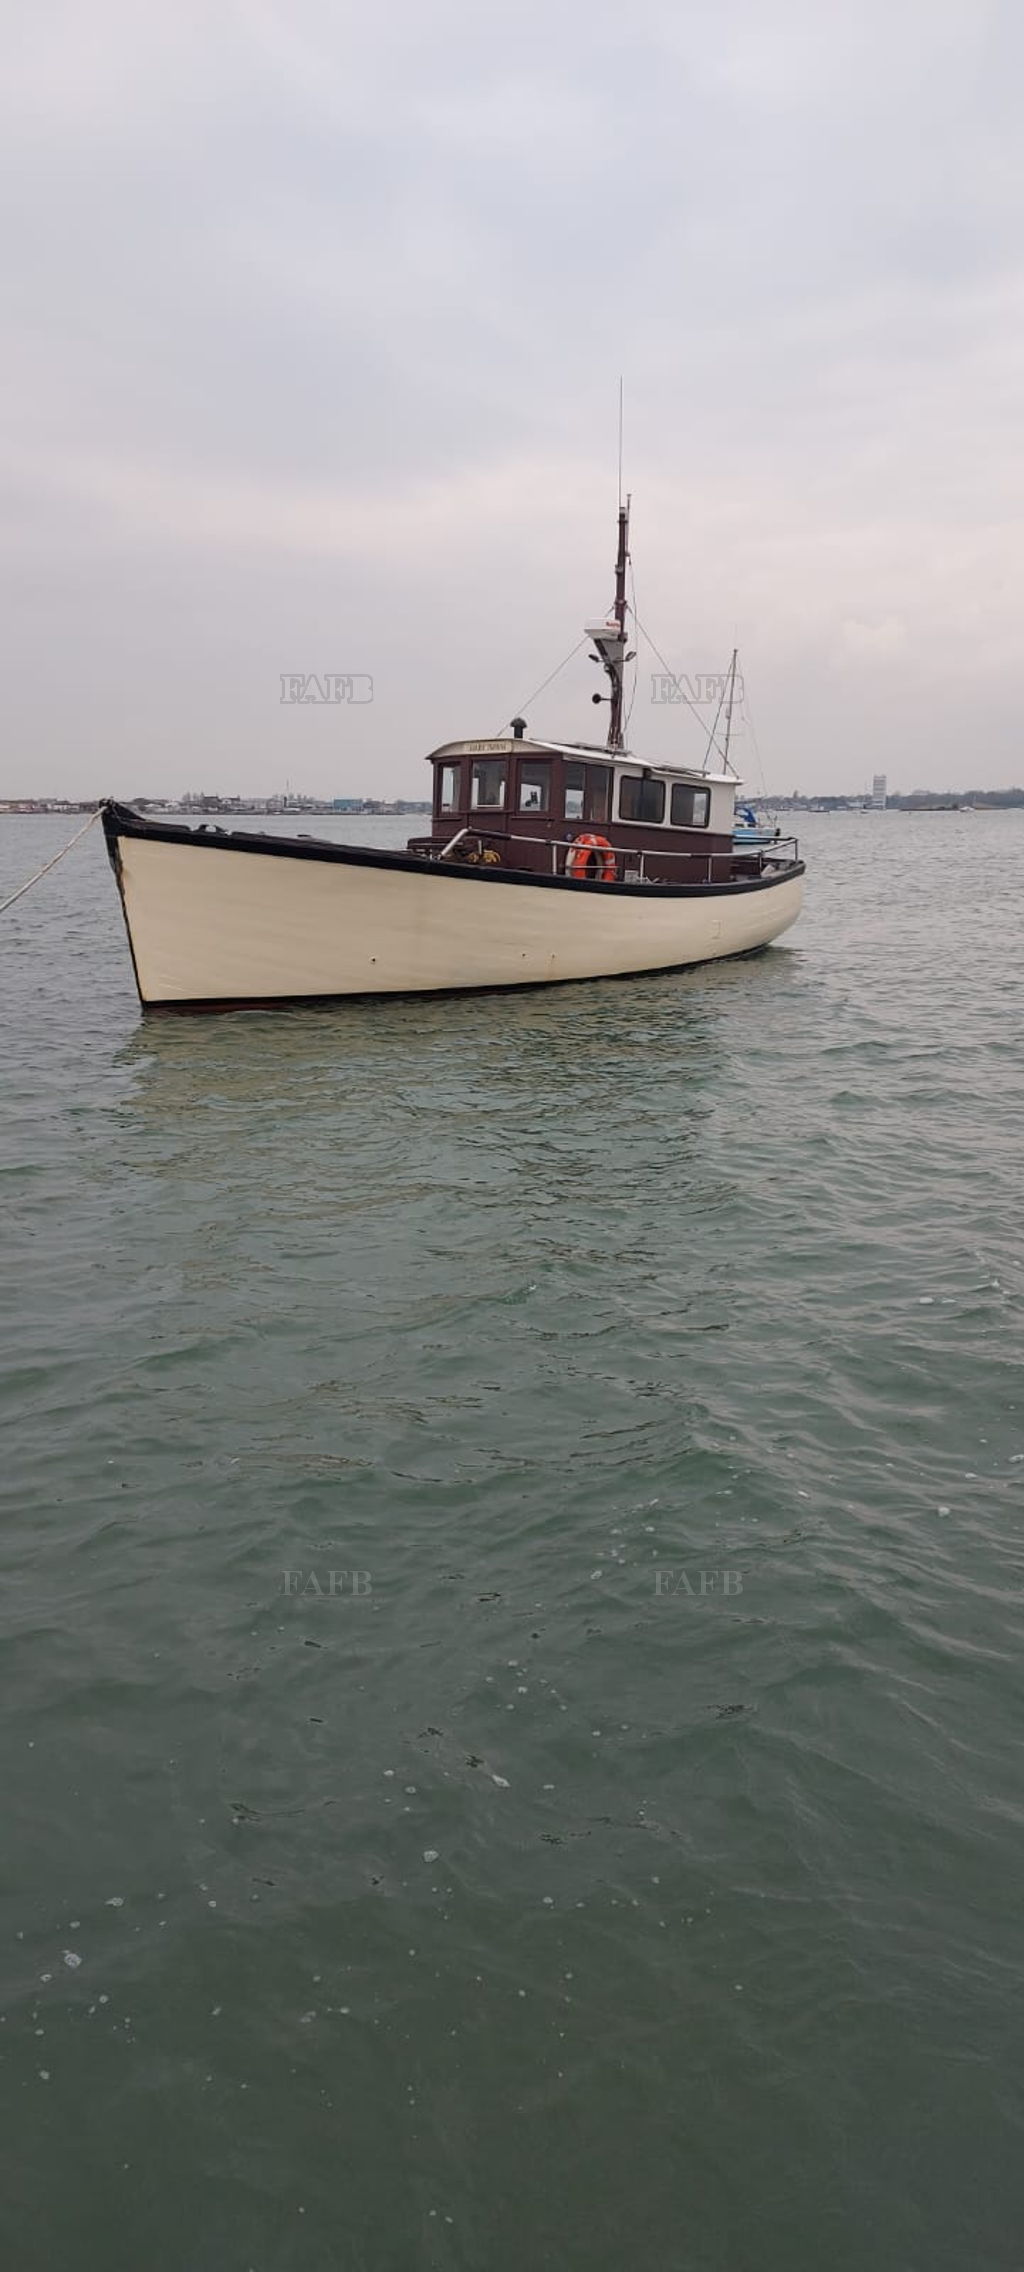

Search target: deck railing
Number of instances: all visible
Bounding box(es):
[408,829,800,881]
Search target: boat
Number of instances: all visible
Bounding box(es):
[101,500,805,1009]
[715,654,783,851]
[734,805,782,850]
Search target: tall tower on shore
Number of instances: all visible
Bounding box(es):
[871,774,887,809]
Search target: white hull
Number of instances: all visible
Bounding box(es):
[109,827,804,1005]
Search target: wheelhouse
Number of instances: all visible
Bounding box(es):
[413,734,740,884]
[405,496,799,889]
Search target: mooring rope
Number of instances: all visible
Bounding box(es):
[0,806,104,917]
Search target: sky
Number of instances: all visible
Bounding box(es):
[2,0,1022,799]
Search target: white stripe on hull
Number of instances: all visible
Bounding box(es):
[115,837,803,1003]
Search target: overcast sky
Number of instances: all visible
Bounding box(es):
[2,0,1022,798]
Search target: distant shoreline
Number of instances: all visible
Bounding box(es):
[2,791,1022,815]
[0,800,432,818]
[769,792,1024,812]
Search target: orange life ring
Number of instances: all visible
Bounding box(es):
[565,832,616,883]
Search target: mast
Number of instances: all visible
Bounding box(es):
[609,500,629,750]
[722,646,738,774]
[586,493,631,752]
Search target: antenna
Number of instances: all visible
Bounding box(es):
[617,377,624,511]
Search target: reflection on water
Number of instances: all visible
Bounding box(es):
[114,948,790,1117]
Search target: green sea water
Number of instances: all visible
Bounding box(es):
[1,810,1023,2270]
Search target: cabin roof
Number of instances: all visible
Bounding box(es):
[426,737,738,787]
[530,740,738,787]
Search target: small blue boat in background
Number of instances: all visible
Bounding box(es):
[734,802,782,850]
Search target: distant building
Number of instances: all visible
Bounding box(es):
[871,773,887,809]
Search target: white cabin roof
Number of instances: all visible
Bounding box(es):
[532,742,738,786]
[427,736,738,786]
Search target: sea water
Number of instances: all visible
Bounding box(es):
[1,811,1022,2269]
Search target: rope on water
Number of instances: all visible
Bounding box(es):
[0,806,105,916]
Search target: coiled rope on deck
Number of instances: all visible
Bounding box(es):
[0,806,104,917]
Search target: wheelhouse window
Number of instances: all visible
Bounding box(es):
[438,763,461,815]
[618,773,666,824]
[517,760,551,814]
[564,762,612,825]
[585,764,611,824]
[471,760,506,810]
[670,783,711,829]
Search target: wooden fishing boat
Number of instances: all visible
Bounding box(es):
[102,502,804,1009]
